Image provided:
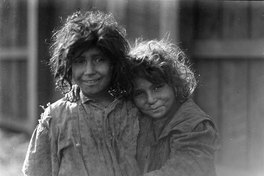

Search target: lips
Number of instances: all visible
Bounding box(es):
[147,106,163,113]
[149,105,162,110]
[82,78,101,86]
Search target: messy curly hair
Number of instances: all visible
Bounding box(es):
[49,10,131,97]
[129,38,197,103]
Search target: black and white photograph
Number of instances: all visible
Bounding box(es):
[0,0,263,176]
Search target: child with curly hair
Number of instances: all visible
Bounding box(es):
[23,10,140,176]
[129,39,218,176]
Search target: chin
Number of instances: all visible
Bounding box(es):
[148,113,164,119]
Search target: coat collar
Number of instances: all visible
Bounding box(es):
[158,98,211,139]
[80,91,92,104]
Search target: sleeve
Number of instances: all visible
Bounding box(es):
[118,104,141,176]
[144,120,218,176]
[22,106,59,176]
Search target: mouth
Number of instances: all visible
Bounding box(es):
[147,106,163,113]
[82,78,101,86]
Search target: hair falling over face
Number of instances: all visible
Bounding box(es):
[49,10,132,98]
[129,38,197,103]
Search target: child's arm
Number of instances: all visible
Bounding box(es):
[144,120,218,176]
[22,106,59,176]
[118,103,141,176]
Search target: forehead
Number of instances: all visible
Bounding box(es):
[133,77,154,90]
[72,46,109,61]
[78,47,103,57]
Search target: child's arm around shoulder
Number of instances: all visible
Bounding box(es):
[144,118,218,176]
[118,100,141,176]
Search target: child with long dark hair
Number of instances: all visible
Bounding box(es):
[23,10,140,176]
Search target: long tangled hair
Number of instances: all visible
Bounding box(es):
[49,10,131,97]
[129,38,197,103]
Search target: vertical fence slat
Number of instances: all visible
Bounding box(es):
[27,0,38,133]
[194,0,222,39]
[195,59,222,162]
[126,0,146,41]
[248,60,264,172]
[220,60,248,168]
[250,1,264,39]
[195,60,220,126]
[106,0,127,26]
[222,1,250,39]
[159,0,178,42]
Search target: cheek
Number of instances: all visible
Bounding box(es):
[159,87,176,106]
[100,64,112,76]
[165,92,176,108]
[72,66,82,80]
[133,97,145,109]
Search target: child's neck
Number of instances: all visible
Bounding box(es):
[152,101,180,139]
[152,117,168,140]
[83,91,115,107]
[96,93,115,107]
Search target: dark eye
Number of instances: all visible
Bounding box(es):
[133,90,144,97]
[94,56,106,63]
[153,84,164,91]
[73,57,86,64]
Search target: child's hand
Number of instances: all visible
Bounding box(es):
[65,84,80,102]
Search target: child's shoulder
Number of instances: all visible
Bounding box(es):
[40,98,78,123]
[166,99,214,132]
[48,97,78,111]
[179,99,210,120]
[36,98,77,136]
[119,98,139,113]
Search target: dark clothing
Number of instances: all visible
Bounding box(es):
[136,99,218,176]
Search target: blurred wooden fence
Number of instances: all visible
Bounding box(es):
[192,1,264,172]
[1,0,264,174]
[0,0,37,133]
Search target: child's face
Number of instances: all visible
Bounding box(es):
[72,47,112,98]
[133,77,176,119]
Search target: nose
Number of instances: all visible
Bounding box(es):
[146,93,157,105]
[84,61,95,75]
